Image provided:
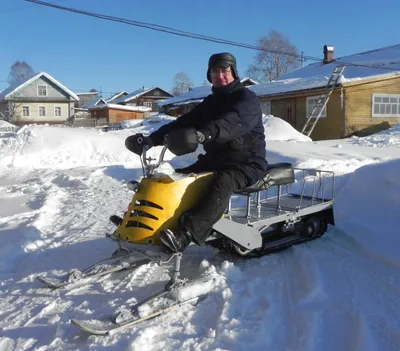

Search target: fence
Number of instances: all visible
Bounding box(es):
[72,118,108,128]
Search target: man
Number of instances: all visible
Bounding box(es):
[125,52,268,253]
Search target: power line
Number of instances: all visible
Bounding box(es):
[25,0,320,63]
[25,0,400,72]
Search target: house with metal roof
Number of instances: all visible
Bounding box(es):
[255,44,400,140]
[0,72,79,125]
[112,87,173,113]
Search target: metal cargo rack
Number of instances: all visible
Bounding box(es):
[225,168,335,227]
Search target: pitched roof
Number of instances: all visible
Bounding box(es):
[251,44,400,98]
[106,91,128,102]
[0,72,79,101]
[81,97,107,109]
[112,87,172,104]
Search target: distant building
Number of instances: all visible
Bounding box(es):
[112,87,173,113]
[88,103,151,124]
[0,72,79,126]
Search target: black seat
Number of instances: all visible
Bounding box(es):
[236,163,295,194]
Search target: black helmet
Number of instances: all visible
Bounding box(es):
[207,52,238,83]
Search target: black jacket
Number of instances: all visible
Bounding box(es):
[150,79,268,180]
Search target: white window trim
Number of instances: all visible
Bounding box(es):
[306,95,327,118]
[37,85,48,97]
[54,106,62,117]
[22,105,30,117]
[143,101,152,108]
[372,93,400,118]
[260,101,271,115]
[39,105,46,117]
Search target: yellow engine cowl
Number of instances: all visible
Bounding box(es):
[114,172,214,245]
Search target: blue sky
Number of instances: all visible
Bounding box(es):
[1,0,399,98]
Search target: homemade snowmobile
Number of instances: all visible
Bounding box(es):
[37,133,335,334]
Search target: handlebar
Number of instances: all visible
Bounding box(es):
[142,145,169,177]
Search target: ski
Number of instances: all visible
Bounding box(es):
[71,295,205,335]
[35,248,167,289]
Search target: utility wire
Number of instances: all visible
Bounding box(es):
[25,0,320,62]
[25,0,400,72]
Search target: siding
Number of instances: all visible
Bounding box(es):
[16,102,70,123]
[344,76,400,136]
[267,89,345,140]
[12,76,72,101]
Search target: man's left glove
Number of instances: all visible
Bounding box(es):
[125,133,153,156]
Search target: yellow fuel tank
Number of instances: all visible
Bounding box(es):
[114,172,214,245]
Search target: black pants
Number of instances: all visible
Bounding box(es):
[180,169,249,245]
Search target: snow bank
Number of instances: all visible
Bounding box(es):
[263,115,311,142]
[335,158,400,265]
[348,123,400,147]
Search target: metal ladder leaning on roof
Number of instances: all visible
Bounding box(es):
[301,65,347,137]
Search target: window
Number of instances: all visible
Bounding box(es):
[23,105,30,117]
[372,93,400,117]
[143,102,153,109]
[306,95,327,118]
[39,106,46,116]
[37,85,47,97]
[55,106,62,116]
[260,101,271,115]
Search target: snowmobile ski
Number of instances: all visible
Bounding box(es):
[71,295,206,335]
[36,248,168,289]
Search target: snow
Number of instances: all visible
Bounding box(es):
[1,115,400,350]
[159,44,400,108]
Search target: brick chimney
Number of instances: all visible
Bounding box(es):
[323,45,335,64]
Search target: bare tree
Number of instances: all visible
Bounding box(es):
[0,101,23,122]
[8,61,34,85]
[172,72,194,96]
[246,30,300,83]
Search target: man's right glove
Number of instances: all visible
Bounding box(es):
[125,133,153,156]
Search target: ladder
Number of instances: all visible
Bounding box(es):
[301,65,346,137]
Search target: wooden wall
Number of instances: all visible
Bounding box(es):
[90,108,146,123]
[344,76,400,136]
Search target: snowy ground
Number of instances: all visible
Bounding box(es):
[0,116,399,351]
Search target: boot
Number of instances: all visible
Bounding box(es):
[159,227,193,253]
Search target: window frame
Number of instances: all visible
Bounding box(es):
[54,106,62,117]
[22,105,30,117]
[372,93,400,117]
[306,95,327,118]
[37,85,48,97]
[39,105,46,117]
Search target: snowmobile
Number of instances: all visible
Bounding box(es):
[37,131,335,334]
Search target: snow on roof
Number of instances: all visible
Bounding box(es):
[112,88,153,104]
[251,44,400,97]
[88,103,151,112]
[157,85,212,107]
[106,91,128,102]
[160,44,400,107]
[81,97,107,109]
[0,72,79,101]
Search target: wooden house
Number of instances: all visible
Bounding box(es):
[0,72,79,125]
[88,103,151,124]
[112,87,173,112]
[253,45,400,140]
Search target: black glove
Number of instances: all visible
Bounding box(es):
[165,128,199,156]
[125,134,153,156]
